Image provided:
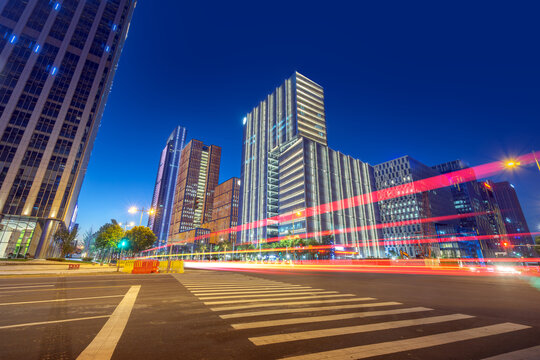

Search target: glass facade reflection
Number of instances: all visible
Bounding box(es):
[239,73,382,256]
[0,0,136,258]
[148,126,187,247]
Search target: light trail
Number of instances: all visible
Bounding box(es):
[141,151,540,254]
[182,260,540,278]
[137,231,539,259]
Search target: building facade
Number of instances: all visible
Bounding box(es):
[203,177,240,245]
[0,0,136,258]
[168,139,220,241]
[492,181,534,256]
[239,72,382,257]
[374,156,457,258]
[147,126,187,247]
[432,160,488,258]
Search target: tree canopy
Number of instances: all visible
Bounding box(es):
[54,226,79,257]
[95,221,124,249]
[125,226,157,253]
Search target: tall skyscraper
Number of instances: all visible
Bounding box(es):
[168,139,221,241]
[239,72,382,257]
[492,181,534,255]
[203,177,240,245]
[148,126,187,247]
[374,156,457,258]
[0,0,136,258]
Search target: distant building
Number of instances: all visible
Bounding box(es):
[203,177,240,245]
[238,72,382,257]
[374,156,457,258]
[148,126,187,247]
[478,180,508,257]
[0,0,136,258]
[168,139,221,241]
[492,181,534,256]
[432,160,487,258]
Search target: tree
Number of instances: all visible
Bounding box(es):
[535,236,540,255]
[95,221,124,250]
[54,226,79,257]
[125,226,157,253]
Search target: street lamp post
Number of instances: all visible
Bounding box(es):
[128,206,155,226]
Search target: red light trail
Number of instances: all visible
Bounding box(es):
[141,151,540,254]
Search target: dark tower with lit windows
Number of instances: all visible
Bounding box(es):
[0,0,136,258]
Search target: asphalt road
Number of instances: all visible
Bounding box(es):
[1,269,540,359]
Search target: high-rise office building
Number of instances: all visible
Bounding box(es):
[432,160,489,258]
[168,139,220,241]
[203,177,240,245]
[239,72,382,257]
[374,156,457,258]
[148,126,187,247]
[492,181,534,255]
[0,0,136,258]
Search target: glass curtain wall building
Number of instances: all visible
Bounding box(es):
[148,125,187,248]
[239,72,382,257]
[0,0,136,258]
[492,181,534,256]
[374,156,457,258]
[168,139,221,242]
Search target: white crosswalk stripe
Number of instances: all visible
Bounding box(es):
[279,323,531,360]
[176,272,534,359]
[204,293,351,305]
[199,290,334,300]
[231,307,433,329]
[192,287,314,295]
[210,298,392,312]
[249,314,473,345]
[219,301,379,319]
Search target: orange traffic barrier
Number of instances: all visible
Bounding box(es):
[132,260,159,274]
[68,264,80,270]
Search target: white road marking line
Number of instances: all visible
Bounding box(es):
[204,293,348,305]
[231,307,433,329]
[0,294,125,306]
[481,345,540,359]
[0,315,110,330]
[250,313,474,345]
[183,283,294,289]
[185,285,303,291]
[0,285,130,293]
[219,300,379,319]
[199,290,334,300]
[280,323,531,360]
[212,299,395,312]
[77,285,141,360]
[0,284,54,289]
[181,280,286,286]
[192,287,313,295]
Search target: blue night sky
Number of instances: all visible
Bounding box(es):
[76,0,540,233]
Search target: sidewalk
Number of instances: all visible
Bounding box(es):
[0,260,119,276]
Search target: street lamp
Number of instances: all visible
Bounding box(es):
[128,206,155,226]
[504,160,521,168]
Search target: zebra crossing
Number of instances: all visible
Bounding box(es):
[175,272,536,359]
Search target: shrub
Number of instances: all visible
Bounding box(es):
[82,257,93,262]
[46,257,66,262]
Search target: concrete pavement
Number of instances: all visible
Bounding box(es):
[0,260,118,275]
[0,270,539,359]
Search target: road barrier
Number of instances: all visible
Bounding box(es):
[118,260,135,273]
[132,260,159,274]
[68,264,80,270]
[158,260,184,273]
